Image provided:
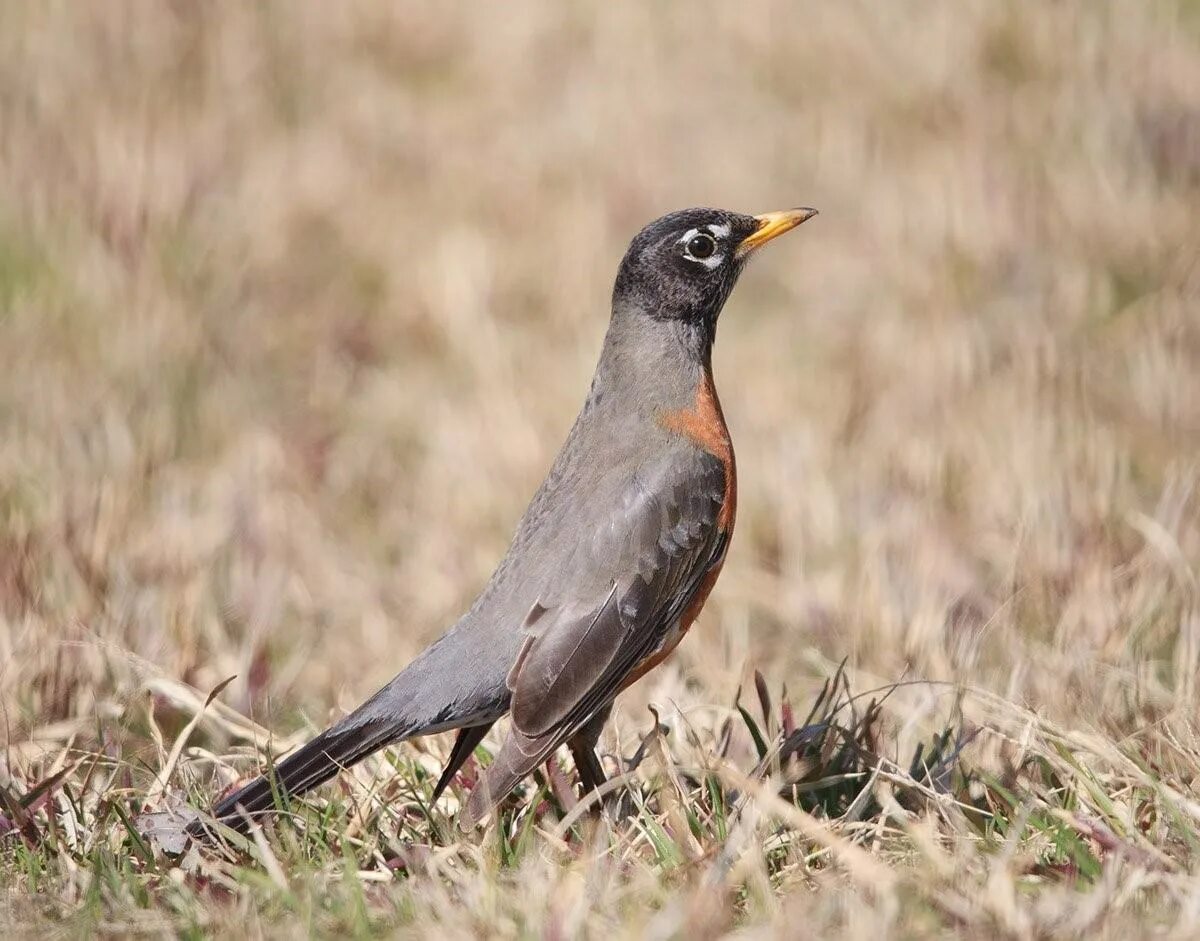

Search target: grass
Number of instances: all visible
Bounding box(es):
[2,0,1200,937]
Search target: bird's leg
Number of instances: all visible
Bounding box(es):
[431,723,492,803]
[566,703,639,824]
[566,703,612,797]
[569,743,608,795]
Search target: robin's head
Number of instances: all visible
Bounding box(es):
[611,206,817,350]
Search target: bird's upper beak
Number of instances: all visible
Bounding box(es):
[736,207,819,257]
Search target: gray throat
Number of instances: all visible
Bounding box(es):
[586,302,709,417]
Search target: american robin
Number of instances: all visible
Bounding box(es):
[190,205,816,837]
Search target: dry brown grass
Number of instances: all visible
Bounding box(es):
[2,1,1199,937]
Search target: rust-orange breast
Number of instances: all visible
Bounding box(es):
[621,372,736,689]
[657,371,737,532]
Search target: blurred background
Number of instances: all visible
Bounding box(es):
[1,2,1198,762]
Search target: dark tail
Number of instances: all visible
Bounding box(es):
[187,626,515,840]
[188,714,411,839]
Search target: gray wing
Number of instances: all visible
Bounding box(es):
[465,446,728,823]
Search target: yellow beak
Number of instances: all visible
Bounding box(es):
[736,207,819,257]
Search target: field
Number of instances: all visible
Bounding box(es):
[2,2,1199,937]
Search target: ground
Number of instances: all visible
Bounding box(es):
[2,2,1200,938]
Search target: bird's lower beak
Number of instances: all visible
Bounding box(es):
[736,207,819,257]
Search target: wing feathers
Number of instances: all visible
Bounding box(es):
[466,450,729,824]
[509,583,621,737]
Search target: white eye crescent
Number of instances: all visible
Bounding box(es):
[679,227,725,269]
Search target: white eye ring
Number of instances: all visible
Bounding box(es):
[679,227,725,269]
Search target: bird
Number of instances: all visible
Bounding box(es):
[189,205,817,839]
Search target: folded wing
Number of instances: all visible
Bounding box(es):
[465,446,728,822]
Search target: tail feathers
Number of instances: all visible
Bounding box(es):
[189,717,404,838]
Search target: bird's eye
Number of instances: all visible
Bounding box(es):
[685,233,717,260]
